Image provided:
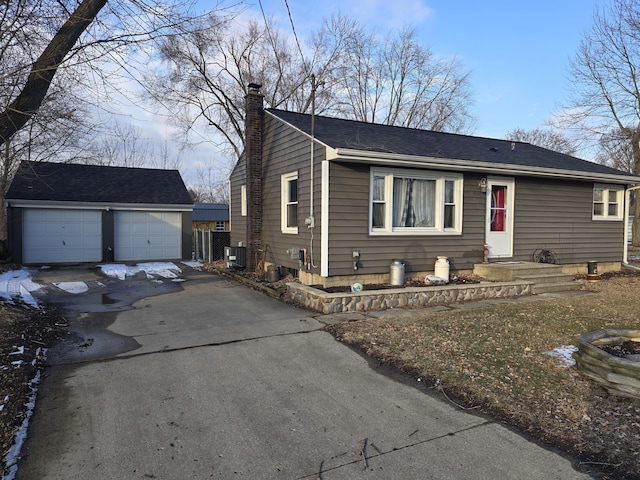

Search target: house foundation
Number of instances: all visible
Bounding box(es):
[285,281,532,314]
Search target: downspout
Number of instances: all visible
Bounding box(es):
[623,184,640,269]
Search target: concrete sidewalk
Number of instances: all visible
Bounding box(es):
[18,266,595,479]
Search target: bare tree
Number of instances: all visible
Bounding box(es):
[0,0,208,240]
[1,0,202,148]
[96,123,154,168]
[504,127,578,156]
[595,130,635,172]
[561,0,640,243]
[561,0,640,168]
[190,159,230,205]
[151,13,336,161]
[326,23,475,132]
[152,12,476,165]
[0,0,108,145]
[151,139,183,171]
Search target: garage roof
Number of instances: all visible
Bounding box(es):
[6,161,193,205]
[192,203,229,222]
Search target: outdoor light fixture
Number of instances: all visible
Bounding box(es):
[479,177,487,192]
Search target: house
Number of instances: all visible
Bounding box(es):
[5,161,193,264]
[192,203,230,232]
[230,84,640,287]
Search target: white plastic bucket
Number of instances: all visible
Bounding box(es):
[434,256,450,283]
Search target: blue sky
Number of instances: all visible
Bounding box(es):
[217,0,601,139]
[126,0,603,185]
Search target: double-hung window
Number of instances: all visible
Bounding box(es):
[370,168,463,234]
[593,184,623,220]
[281,172,299,234]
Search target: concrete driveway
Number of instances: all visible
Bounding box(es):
[17,265,594,479]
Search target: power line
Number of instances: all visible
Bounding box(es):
[257,0,281,68]
[283,0,309,76]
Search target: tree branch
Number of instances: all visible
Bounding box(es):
[0,0,108,146]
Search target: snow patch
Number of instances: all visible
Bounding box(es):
[9,346,24,356]
[182,260,203,269]
[99,262,182,281]
[0,270,42,307]
[2,370,41,480]
[53,282,89,294]
[544,345,578,368]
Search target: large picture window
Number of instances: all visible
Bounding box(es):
[281,172,299,234]
[370,169,463,234]
[593,184,623,220]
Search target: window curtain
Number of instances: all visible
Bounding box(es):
[491,185,506,232]
[393,178,411,227]
[412,179,435,227]
[393,178,435,228]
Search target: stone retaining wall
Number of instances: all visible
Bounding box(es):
[573,329,640,399]
[285,281,532,314]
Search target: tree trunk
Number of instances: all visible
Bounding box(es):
[0,0,108,146]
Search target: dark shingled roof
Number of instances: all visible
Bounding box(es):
[192,203,229,222]
[6,161,193,205]
[267,109,637,180]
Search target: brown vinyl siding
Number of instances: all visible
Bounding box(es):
[324,170,626,276]
[260,114,323,272]
[325,163,488,276]
[229,158,246,248]
[512,177,625,264]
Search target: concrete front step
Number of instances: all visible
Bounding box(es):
[531,281,585,295]
[473,262,564,281]
[516,273,575,284]
[473,261,583,295]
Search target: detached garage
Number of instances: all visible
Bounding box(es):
[5,161,193,264]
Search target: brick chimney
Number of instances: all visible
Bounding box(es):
[245,83,264,272]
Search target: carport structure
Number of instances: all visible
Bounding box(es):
[5,161,193,264]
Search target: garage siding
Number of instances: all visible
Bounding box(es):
[114,211,182,261]
[23,209,102,263]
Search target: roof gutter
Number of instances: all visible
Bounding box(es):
[4,199,194,211]
[327,148,640,184]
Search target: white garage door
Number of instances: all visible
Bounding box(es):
[115,211,182,261]
[23,209,102,264]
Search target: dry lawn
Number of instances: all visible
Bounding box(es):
[327,272,640,480]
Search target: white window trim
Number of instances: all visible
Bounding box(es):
[369,168,463,235]
[240,185,247,217]
[593,183,623,221]
[281,171,299,234]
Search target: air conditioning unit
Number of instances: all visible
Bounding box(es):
[224,246,246,269]
[224,246,236,269]
[235,246,246,268]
